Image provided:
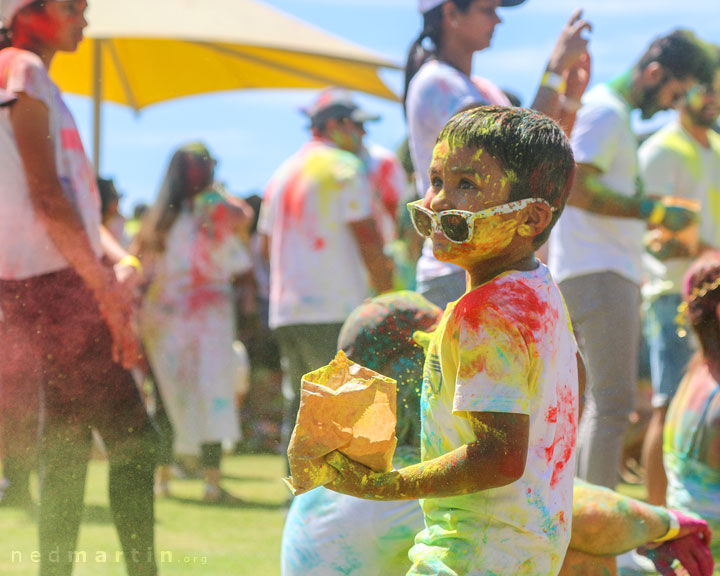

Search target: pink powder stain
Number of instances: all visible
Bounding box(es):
[61,128,84,150]
[313,237,326,251]
[371,158,400,215]
[281,175,307,224]
[548,382,577,487]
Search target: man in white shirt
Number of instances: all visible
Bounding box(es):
[638,53,720,506]
[549,30,715,489]
[258,88,393,470]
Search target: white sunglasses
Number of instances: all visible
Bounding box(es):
[406,198,555,244]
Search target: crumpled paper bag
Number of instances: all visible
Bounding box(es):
[285,350,397,495]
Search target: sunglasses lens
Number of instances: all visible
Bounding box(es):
[410,206,434,237]
[440,213,471,243]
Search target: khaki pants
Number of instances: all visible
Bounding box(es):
[560,272,640,490]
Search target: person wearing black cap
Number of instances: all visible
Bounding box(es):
[405,0,592,309]
[257,88,393,472]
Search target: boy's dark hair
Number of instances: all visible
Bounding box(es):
[437,105,575,246]
[635,29,716,86]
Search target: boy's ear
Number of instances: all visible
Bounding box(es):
[517,202,553,238]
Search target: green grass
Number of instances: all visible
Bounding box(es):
[0,453,652,576]
[0,454,289,575]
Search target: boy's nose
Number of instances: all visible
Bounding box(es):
[429,190,452,212]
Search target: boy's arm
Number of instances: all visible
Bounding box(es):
[325,411,529,501]
[570,479,712,555]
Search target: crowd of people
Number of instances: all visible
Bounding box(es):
[0,0,719,575]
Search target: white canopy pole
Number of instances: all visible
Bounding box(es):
[92,39,102,175]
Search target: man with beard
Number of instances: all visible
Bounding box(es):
[548,30,715,490]
[638,47,720,507]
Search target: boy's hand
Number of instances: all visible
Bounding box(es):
[324,451,389,500]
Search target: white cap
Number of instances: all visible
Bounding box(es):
[0,0,72,28]
[418,0,527,14]
[0,0,34,27]
[300,87,380,126]
[417,0,445,13]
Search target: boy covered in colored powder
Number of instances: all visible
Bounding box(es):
[325,105,579,575]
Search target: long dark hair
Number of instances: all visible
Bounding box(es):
[134,142,214,256]
[403,0,474,112]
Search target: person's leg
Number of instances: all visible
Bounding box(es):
[37,406,93,576]
[275,325,309,475]
[91,362,159,576]
[200,442,235,503]
[149,372,174,497]
[275,323,343,475]
[1,271,95,575]
[294,323,344,378]
[561,272,640,489]
[35,269,158,576]
[641,293,694,505]
[0,280,42,506]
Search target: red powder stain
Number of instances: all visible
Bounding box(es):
[558,511,565,524]
[282,174,306,224]
[546,405,558,423]
[313,237,326,251]
[548,383,577,487]
[455,278,553,383]
[457,278,550,337]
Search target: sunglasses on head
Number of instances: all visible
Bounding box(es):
[406,198,555,244]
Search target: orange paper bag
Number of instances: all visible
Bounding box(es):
[285,350,397,495]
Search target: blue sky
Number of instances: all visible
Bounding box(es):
[63,0,720,213]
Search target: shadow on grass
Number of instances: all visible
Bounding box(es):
[167,495,287,510]
[218,474,275,483]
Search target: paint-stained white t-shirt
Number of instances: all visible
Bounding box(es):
[0,48,102,280]
[639,122,720,300]
[258,138,373,328]
[409,264,578,576]
[549,83,645,285]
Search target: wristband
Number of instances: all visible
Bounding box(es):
[541,71,567,94]
[653,510,681,543]
[116,254,143,276]
[648,202,666,226]
[639,198,666,225]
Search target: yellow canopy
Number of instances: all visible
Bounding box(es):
[50,0,401,168]
[52,0,400,109]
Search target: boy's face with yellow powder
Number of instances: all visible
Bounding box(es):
[424,139,526,270]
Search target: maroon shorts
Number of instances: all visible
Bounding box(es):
[0,267,152,448]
